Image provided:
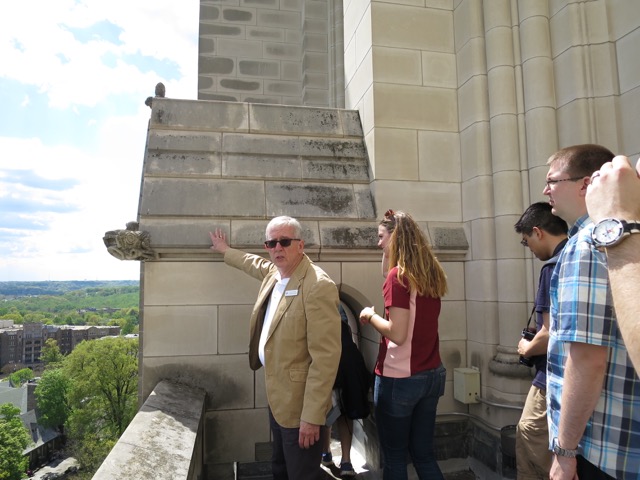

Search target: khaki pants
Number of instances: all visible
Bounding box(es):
[516,385,552,480]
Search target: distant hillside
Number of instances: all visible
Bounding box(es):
[0,280,138,297]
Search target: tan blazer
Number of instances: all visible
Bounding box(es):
[225,248,342,428]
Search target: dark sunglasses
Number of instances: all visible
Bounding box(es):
[264,238,300,249]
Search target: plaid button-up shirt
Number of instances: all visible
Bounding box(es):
[548,214,640,479]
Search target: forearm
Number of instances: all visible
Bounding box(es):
[224,248,272,281]
[606,236,640,371]
[558,342,607,449]
[522,325,549,357]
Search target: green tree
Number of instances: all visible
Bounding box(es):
[35,369,70,430]
[40,338,64,367]
[63,337,139,474]
[9,368,34,387]
[0,403,31,480]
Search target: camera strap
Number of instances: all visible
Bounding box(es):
[524,306,536,329]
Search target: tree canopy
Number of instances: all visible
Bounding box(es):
[0,403,31,480]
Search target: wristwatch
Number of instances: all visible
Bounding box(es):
[591,218,640,249]
[552,437,578,458]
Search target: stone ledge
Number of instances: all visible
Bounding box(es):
[92,380,205,480]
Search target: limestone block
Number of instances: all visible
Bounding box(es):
[247,26,285,41]
[428,223,469,252]
[465,260,498,302]
[282,60,302,80]
[303,17,328,34]
[453,0,483,53]
[522,60,555,111]
[523,107,558,166]
[219,77,263,93]
[206,408,271,463]
[492,171,523,218]
[520,16,551,63]
[343,0,368,41]
[303,33,328,52]
[265,182,359,218]
[302,88,330,106]
[139,178,265,217]
[238,59,280,78]
[257,9,301,29]
[147,131,222,152]
[346,51,373,107]
[223,132,299,155]
[302,157,369,181]
[439,339,465,373]
[265,80,303,96]
[469,217,496,261]
[460,121,491,181]
[299,136,367,158]
[218,304,252,354]
[372,3,453,52]
[201,56,236,75]
[498,301,529,346]
[341,109,364,137]
[143,305,218,357]
[140,218,228,248]
[221,7,255,24]
[355,7,372,67]
[462,175,494,221]
[440,261,465,300]
[373,180,462,222]
[200,24,243,37]
[303,71,328,89]
[229,219,271,246]
[374,84,458,131]
[487,67,517,117]
[617,27,640,94]
[344,37,357,86]
[372,128,418,180]
[494,214,523,260]
[143,262,260,306]
[528,165,551,202]
[145,152,221,176]
[418,130,461,182]
[199,37,215,55]
[218,38,262,57]
[553,47,588,108]
[439,301,466,341]
[422,51,457,88]
[465,301,499,345]
[607,0,640,41]
[457,75,489,130]
[249,104,341,135]
[354,184,376,219]
[496,259,526,304]
[619,89,640,155]
[319,222,378,249]
[372,46,421,85]
[456,37,487,87]
[556,99,591,146]
[151,98,249,131]
[286,29,303,44]
[223,153,302,179]
[201,5,221,21]
[303,51,329,72]
[485,26,514,71]
[264,42,302,61]
[243,0,279,9]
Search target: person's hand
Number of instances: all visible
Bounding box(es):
[359,306,375,325]
[517,338,530,356]
[586,155,640,223]
[209,229,229,254]
[549,455,578,480]
[298,420,320,449]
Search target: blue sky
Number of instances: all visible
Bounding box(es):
[0,1,198,281]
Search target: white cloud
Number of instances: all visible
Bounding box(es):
[0,0,199,281]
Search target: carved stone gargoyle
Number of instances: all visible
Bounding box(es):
[103,222,156,261]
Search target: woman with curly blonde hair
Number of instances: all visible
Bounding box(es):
[360,209,447,480]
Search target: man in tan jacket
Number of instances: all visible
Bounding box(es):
[210,216,341,479]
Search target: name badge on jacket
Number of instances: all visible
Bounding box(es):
[285,290,298,297]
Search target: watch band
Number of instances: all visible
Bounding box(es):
[552,438,578,458]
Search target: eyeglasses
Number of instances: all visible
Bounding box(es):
[545,177,583,188]
[264,238,300,249]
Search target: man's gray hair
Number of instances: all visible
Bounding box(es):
[266,216,303,239]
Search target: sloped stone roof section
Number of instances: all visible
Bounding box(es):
[139,99,379,259]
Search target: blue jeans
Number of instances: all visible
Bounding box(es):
[374,364,446,480]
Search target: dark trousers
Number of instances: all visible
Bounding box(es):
[269,409,325,480]
[577,456,616,480]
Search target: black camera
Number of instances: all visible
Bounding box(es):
[519,328,536,367]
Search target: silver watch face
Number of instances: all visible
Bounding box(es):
[593,218,624,246]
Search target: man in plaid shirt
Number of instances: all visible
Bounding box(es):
[544,144,640,480]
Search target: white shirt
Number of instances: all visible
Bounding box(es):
[258,276,290,367]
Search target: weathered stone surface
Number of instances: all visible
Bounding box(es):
[147,131,222,152]
[264,42,302,60]
[302,157,369,181]
[200,5,220,21]
[257,10,301,29]
[428,223,470,250]
[238,60,280,77]
[222,8,253,22]
[319,222,379,248]
[265,182,358,217]
[223,133,300,155]
[249,104,341,135]
[201,57,235,75]
[146,152,221,176]
[200,24,242,36]
[223,153,302,179]
[265,80,302,96]
[151,98,249,131]
[299,137,367,157]
[220,78,261,91]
